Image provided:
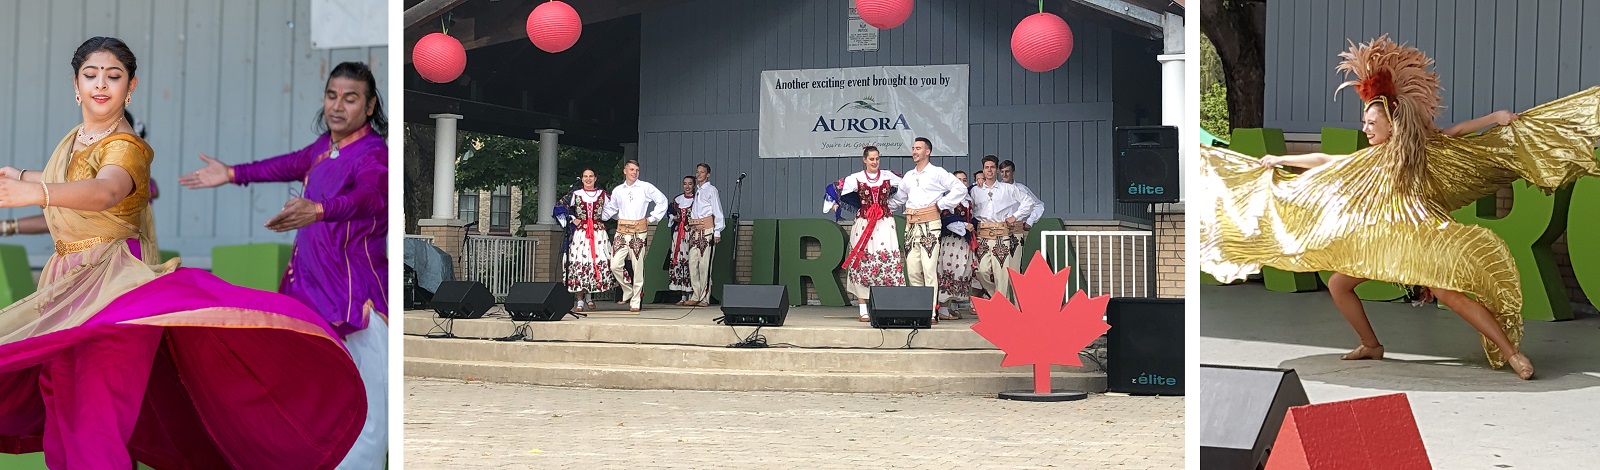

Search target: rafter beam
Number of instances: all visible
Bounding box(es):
[404,0,469,29]
[1067,0,1164,32]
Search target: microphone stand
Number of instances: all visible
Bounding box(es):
[711,174,745,305]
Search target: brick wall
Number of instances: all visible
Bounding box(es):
[1154,206,1184,299]
[417,221,467,277]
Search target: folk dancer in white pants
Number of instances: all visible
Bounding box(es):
[1000,159,1044,266]
[606,160,668,312]
[972,155,1037,300]
[891,137,967,322]
[683,162,726,306]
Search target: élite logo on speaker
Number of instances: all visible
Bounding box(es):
[1132,373,1178,386]
[1126,182,1165,195]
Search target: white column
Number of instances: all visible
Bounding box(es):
[1159,11,1187,202]
[537,129,564,225]
[430,114,463,219]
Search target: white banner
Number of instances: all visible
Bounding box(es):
[759,65,969,158]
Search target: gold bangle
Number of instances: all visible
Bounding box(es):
[314,202,325,221]
[17,170,24,180]
[40,182,50,208]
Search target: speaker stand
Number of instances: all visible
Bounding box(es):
[426,317,458,339]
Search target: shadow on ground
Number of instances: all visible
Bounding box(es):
[1202,282,1600,393]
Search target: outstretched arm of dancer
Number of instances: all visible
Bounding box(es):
[0,164,134,211]
[3,215,48,235]
[1443,110,1518,137]
[1258,153,1339,169]
[0,167,43,183]
[179,144,315,189]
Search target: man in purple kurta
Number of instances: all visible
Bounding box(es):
[178,61,389,468]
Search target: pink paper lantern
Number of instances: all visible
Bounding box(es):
[855,0,914,30]
[1011,12,1074,73]
[413,32,466,83]
[527,1,583,53]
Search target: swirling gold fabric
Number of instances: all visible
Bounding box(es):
[1199,86,1600,368]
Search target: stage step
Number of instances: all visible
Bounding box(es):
[405,357,1107,394]
[402,312,1000,349]
[403,309,1109,395]
[404,336,1093,375]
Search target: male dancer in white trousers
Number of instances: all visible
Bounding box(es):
[685,162,725,306]
[973,156,1036,298]
[890,137,967,321]
[606,160,669,311]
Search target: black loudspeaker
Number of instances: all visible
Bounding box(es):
[1113,126,1179,203]
[1106,297,1185,395]
[505,282,574,321]
[718,284,790,326]
[867,286,934,329]
[1200,365,1310,470]
[431,281,494,319]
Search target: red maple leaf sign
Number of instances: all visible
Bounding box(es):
[970,252,1110,394]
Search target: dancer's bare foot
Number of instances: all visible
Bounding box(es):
[1506,353,1534,380]
[1341,344,1384,360]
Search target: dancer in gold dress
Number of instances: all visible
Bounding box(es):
[1199,35,1600,380]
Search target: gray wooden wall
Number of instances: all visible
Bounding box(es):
[0,0,388,266]
[1265,0,1600,133]
[637,0,1162,223]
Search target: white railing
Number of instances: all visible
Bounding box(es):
[463,235,539,299]
[1040,230,1152,298]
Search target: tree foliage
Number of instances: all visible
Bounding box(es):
[1201,0,1267,130]
[404,123,626,232]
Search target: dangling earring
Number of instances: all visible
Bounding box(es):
[125,96,131,105]
[75,96,81,107]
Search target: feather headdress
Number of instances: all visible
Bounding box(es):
[1331,35,1442,190]
[1333,34,1442,124]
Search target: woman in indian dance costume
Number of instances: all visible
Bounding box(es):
[1199,35,1600,380]
[178,61,389,468]
[825,146,907,322]
[559,169,618,311]
[0,37,364,469]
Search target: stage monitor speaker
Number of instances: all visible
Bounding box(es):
[1113,125,1179,203]
[867,286,934,329]
[1200,365,1309,470]
[504,282,574,321]
[1106,297,1185,395]
[718,284,790,326]
[431,281,494,319]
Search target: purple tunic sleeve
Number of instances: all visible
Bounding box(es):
[320,150,387,222]
[232,139,319,185]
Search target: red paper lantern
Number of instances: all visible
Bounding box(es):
[413,32,466,83]
[527,1,583,53]
[1011,12,1074,73]
[855,0,914,30]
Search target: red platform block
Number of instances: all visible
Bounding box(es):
[1266,393,1431,470]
